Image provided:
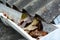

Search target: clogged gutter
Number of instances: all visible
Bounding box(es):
[3,12,48,40]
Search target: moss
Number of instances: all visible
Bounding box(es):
[21,13,28,20]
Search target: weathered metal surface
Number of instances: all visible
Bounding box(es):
[23,0,52,16]
[36,0,60,23]
[0,0,8,4]
[6,0,18,7]
[0,3,22,24]
[0,3,27,40]
[42,22,57,33]
[0,0,60,24]
[54,15,60,24]
[0,2,58,40]
[13,0,32,11]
